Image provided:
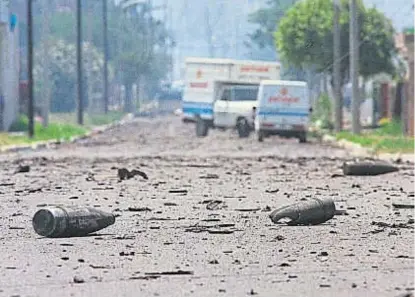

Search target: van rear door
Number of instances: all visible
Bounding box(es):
[257,82,309,131]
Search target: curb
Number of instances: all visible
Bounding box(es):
[0,113,135,154]
[320,134,414,163]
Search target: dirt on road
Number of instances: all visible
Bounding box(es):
[0,116,413,297]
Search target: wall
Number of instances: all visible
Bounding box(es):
[404,33,414,136]
[394,31,414,137]
[0,20,19,131]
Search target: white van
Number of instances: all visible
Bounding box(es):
[255,80,311,143]
[181,57,280,137]
[213,83,259,138]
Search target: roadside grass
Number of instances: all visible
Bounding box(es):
[2,115,87,147]
[0,111,123,148]
[335,120,414,154]
[50,111,125,128]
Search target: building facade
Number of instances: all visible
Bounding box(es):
[0,3,20,131]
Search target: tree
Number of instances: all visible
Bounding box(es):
[33,39,111,113]
[203,2,228,58]
[247,0,297,50]
[275,0,396,85]
[32,1,174,113]
[246,0,303,76]
[115,3,174,112]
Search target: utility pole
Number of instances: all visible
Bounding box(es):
[103,0,109,114]
[86,0,93,114]
[333,0,342,132]
[41,0,51,128]
[0,0,8,132]
[349,0,360,134]
[76,0,84,125]
[27,0,34,137]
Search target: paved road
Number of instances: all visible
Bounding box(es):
[0,116,413,297]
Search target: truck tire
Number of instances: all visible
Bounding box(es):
[298,132,307,143]
[237,118,250,138]
[196,118,208,137]
[257,130,264,142]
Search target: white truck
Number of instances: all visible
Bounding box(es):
[181,57,280,137]
[255,80,311,143]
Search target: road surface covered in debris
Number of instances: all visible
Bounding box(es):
[0,116,413,297]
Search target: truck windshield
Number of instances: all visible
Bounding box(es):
[231,87,259,101]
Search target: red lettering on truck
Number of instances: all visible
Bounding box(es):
[189,82,208,88]
[240,66,269,73]
[268,96,299,103]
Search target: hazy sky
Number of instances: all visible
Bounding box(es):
[363,0,414,31]
[146,0,414,79]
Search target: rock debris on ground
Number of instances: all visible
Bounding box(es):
[0,116,413,297]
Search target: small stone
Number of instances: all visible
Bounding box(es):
[15,165,30,173]
[73,276,85,283]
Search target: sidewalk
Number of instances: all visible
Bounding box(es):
[322,134,414,163]
[0,113,135,154]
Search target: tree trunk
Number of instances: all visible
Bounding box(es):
[124,83,133,113]
[330,75,344,129]
[136,75,141,111]
[393,82,403,121]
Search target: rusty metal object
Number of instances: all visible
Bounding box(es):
[269,197,336,226]
[342,161,399,176]
[33,206,115,238]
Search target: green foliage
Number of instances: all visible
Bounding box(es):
[275,0,396,82]
[247,0,298,50]
[311,93,334,130]
[40,2,174,112]
[336,120,413,153]
[34,39,108,112]
[359,7,396,78]
[48,12,76,43]
[375,120,404,136]
[6,114,87,143]
[247,0,306,79]
[30,123,87,142]
[48,111,125,128]
[336,130,414,153]
[88,111,125,126]
[9,114,30,132]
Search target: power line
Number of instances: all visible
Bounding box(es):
[321,3,412,75]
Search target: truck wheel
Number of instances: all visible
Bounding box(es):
[237,118,250,138]
[257,130,264,142]
[196,118,208,137]
[298,132,307,143]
